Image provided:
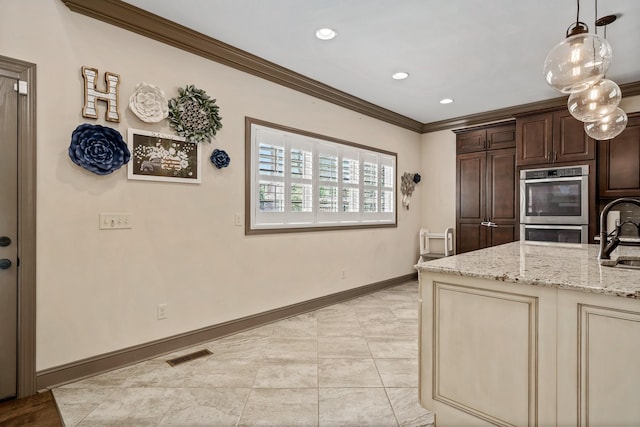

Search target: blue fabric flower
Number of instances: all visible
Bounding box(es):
[68,124,130,175]
[413,173,421,184]
[210,149,231,169]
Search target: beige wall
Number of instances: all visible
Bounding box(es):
[0,1,423,370]
[419,95,640,254]
[419,130,456,253]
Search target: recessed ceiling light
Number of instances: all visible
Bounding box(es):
[315,28,337,40]
[392,72,409,80]
[440,98,454,104]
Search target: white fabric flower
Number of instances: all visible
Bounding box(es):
[129,83,169,123]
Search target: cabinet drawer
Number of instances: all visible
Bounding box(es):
[456,128,486,153]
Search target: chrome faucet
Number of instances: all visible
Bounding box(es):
[599,197,640,260]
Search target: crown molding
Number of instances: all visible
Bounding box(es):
[60,0,640,136]
[60,0,423,133]
[422,81,640,133]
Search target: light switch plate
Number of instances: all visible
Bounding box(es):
[99,213,132,230]
[157,303,167,320]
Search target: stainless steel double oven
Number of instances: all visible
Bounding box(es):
[520,165,589,243]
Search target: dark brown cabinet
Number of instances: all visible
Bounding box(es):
[516,109,595,167]
[598,113,640,198]
[456,123,518,254]
[456,123,516,153]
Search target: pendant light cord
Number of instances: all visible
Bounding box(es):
[595,0,598,35]
[576,0,580,24]
[594,0,608,38]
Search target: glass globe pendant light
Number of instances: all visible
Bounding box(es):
[567,78,622,122]
[544,0,627,140]
[584,107,628,140]
[543,22,612,93]
[580,11,628,139]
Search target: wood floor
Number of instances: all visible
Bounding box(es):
[0,390,62,426]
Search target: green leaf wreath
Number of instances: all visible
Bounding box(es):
[168,85,222,143]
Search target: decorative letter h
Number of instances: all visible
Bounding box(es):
[82,66,120,122]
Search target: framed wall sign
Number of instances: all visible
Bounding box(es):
[127,128,201,183]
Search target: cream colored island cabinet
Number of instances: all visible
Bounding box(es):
[416,241,640,426]
[556,289,640,426]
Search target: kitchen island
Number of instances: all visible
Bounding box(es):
[416,241,640,426]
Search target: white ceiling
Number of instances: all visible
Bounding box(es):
[124,0,640,125]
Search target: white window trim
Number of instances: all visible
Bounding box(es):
[246,117,397,234]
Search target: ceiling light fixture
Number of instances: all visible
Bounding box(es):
[584,107,628,140]
[392,72,409,80]
[542,23,611,94]
[315,28,336,40]
[543,0,627,140]
[567,78,621,122]
[439,98,454,105]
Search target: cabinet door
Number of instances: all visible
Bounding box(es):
[557,290,640,426]
[486,124,516,150]
[420,276,557,427]
[598,114,640,198]
[456,128,486,153]
[487,148,517,245]
[552,110,595,163]
[456,222,486,254]
[457,151,486,253]
[516,112,553,166]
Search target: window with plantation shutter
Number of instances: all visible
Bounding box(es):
[342,149,360,215]
[247,117,396,233]
[290,146,313,213]
[258,143,284,212]
[380,158,395,214]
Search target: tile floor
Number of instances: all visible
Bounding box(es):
[52,281,434,426]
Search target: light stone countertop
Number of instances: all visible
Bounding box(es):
[415,241,640,299]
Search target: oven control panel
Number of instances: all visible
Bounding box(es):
[521,165,588,180]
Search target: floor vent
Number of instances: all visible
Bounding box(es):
[166,349,213,367]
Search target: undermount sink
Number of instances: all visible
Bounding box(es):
[600,255,640,269]
[614,259,640,269]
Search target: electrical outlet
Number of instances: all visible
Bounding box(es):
[234,213,242,226]
[157,303,168,320]
[99,213,132,230]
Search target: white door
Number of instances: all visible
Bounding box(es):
[0,73,18,400]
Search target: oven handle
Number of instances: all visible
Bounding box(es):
[522,224,585,230]
[523,176,585,184]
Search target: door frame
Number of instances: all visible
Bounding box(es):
[0,55,37,397]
